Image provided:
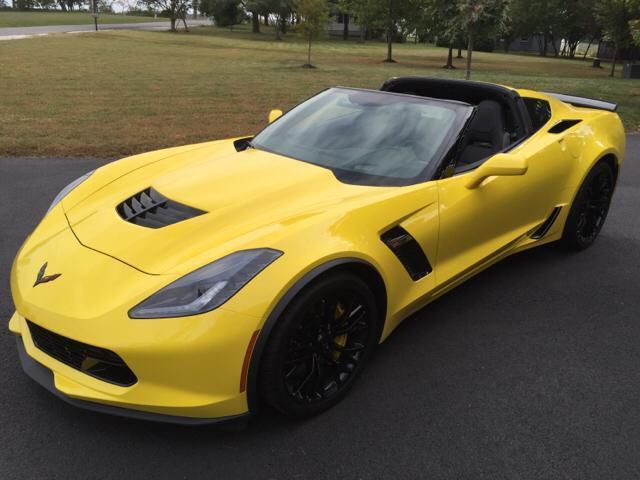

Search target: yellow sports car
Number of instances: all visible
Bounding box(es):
[9,77,625,424]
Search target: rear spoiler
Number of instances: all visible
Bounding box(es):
[544,92,617,112]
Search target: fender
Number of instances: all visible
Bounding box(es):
[245,257,382,414]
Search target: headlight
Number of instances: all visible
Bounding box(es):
[47,170,94,213]
[129,249,283,319]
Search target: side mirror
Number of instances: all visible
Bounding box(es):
[465,153,528,189]
[268,109,283,123]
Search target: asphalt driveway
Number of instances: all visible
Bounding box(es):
[1,136,639,479]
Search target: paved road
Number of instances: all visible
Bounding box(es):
[1,137,639,479]
[0,19,210,39]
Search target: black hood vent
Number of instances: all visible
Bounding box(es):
[117,187,206,229]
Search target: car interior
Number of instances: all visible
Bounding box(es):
[380,77,531,173]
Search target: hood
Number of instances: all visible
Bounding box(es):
[64,141,387,275]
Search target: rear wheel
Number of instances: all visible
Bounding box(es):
[259,273,379,418]
[561,162,614,250]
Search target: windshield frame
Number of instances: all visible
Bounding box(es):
[250,87,474,187]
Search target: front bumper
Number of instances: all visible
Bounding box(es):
[15,335,248,426]
[9,310,255,423]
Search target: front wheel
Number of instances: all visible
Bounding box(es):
[259,272,380,418]
[561,162,614,250]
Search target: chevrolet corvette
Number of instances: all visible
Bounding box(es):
[9,77,625,424]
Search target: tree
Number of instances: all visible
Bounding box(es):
[348,0,378,42]
[425,0,464,68]
[557,0,599,58]
[295,0,329,67]
[142,0,191,30]
[453,0,506,79]
[506,0,563,57]
[201,0,242,26]
[382,0,397,62]
[56,0,83,11]
[262,0,293,39]
[364,0,419,62]
[632,18,640,46]
[246,0,263,32]
[595,0,640,77]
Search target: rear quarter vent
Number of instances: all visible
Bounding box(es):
[548,120,581,134]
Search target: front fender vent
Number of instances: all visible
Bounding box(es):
[381,226,432,281]
[117,187,206,229]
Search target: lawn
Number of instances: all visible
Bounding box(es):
[0,11,165,28]
[1,25,638,158]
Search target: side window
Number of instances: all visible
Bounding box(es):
[523,98,551,133]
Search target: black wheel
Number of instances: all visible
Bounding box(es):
[561,162,614,250]
[259,272,379,418]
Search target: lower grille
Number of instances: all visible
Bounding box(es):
[27,320,137,387]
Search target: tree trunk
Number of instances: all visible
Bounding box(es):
[384,0,394,62]
[443,44,454,69]
[251,12,260,33]
[610,43,618,77]
[359,26,365,43]
[465,26,474,80]
[385,30,394,62]
[549,34,558,56]
[503,37,510,53]
[308,38,312,66]
[457,47,463,58]
[582,38,594,59]
[543,33,548,56]
[343,14,349,40]
[170,17,176,31]
[263,15,268,26]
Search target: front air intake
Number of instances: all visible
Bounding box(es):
[117,187,206,229]
[27,320,137,387]
[381,226,432,281]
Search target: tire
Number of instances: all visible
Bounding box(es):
[259,272,380,418]
[561,162,615,251]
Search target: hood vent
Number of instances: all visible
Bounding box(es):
[117,187,206,229]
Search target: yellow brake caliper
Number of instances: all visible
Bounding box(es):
[333,303,347,360]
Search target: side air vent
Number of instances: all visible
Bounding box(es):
[531,206,562,239]
[381,226,432,280]
[548,120,581,134]
[117,187,206,229]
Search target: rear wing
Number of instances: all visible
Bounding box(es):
[544,92,617,112]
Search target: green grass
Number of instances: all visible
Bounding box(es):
[1,24,638,157]
[0,11,165,28]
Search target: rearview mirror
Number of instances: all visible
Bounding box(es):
[268,109,283,123]
[465,153,528,189]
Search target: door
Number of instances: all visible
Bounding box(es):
[434,135,574,288]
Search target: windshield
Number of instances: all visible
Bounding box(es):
[251,88,473,186]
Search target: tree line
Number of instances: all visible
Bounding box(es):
[201,0,640,77]
[6,0,640,77]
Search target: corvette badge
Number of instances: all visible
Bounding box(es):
[33,262,61,287]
